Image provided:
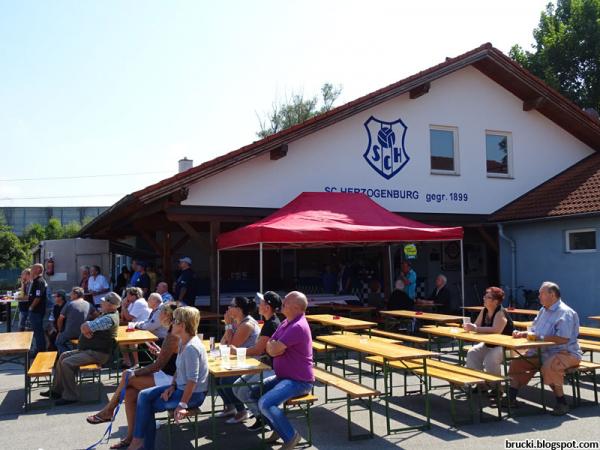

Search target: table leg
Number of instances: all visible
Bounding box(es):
[7,302,12,333]
[423,357,430,429]
[384,359,391,434]
[24,350,29,408]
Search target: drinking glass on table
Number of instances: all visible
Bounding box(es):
[237,347,246,365]
[220,345,230,366]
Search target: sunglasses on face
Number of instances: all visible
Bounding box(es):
[173,319,183,325]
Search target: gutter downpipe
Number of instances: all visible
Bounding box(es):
[498,223,516,306]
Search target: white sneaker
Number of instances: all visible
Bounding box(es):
[226,410,250,424]
[214,408,236,418]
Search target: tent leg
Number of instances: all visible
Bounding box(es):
[460,239,465,311]
[259,243,263,293]
[217,250,220,313]
[388,245,393,293]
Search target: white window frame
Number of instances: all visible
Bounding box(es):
[485,130,513,178]
[429,125,460,176]
[565,228,597,253]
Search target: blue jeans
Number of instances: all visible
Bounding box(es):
[233,369,275,416]
[55,333,74,355]
[29,312,46,354]
[257,376,313,443]
[19,310,29,331]
[133,385,206,450]
[217,375,245,412]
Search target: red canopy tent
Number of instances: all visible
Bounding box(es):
[217,192,465,303]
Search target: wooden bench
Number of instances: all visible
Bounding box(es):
[370,329,429,346]
[284,393,318,446]
[26,351,57,409]
[313,367,379,440]
[366,356,504,424]
[565,360,600,405]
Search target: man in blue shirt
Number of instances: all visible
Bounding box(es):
[400,261,417,301]
[505,281,581,416]
[174,257,195,306]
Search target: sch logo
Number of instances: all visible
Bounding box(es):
[363,116,409,179]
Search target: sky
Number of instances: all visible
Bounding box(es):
[0,0,551,208]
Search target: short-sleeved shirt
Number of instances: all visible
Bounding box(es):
[175,335,209,393]
[88,274,110,305]
[404,269,417,300]
[134,273,150,292]
[175,269,195,304]
[29,276,48,314]
[60,299,91,339]
[271,314,314,382]
[259,315,281,365]
[531,299,582,359]
[129,271,140,288]
[161,292,174,302]
[128,298,151,322]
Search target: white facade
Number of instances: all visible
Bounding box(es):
[184,66,594,215]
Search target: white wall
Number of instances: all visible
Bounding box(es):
[183,66,594,214]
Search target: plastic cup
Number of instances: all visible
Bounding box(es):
[209,337,215,351]
[220,345,230,365]
[527,326,536,341]
[127,322,135,330]
[462,317,471,326]
[7,291,12,297]
[199,333,204,342]
[237,347,246,366]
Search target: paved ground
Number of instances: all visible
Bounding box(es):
[1,348,600,450]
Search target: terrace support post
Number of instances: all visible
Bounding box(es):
[209,220,220,313]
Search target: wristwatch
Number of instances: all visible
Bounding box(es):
[178,401,188,409]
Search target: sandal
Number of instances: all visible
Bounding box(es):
[109,439,132,449]
[86,413,112,425]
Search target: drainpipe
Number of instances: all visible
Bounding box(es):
[498,223,516,306]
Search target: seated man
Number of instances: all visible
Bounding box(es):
[42,292,121,405]
[417,274,451,313]
[55,287,91,354]
[256,291,314,450]
[505,281,581,416]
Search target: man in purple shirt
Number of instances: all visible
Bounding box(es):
[258,291,314,449]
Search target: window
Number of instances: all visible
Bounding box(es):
[486,131,512,177]
[430,126,459,174]
[565,229,597,253]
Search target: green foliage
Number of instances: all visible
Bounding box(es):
[510,0,600,111]
[22,223,46,247]
[62,221,82,238]
[45,217,64,240]
[257,82,342,138]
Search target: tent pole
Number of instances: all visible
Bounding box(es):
[259,243,264,293]
[459,239,465,311]
[216,250,220,313]
[388,244,393,292]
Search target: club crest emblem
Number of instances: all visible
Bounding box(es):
[363,116,409,179]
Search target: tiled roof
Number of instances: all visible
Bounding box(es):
[491,152,600,222]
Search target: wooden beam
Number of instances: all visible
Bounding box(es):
[177,221,204,247]
[136,228,162,255]
[523,96,545,111]
[171,234,190,254]
[209,221,220,313]
[477,226,499,253]
[162,231,172,287]
[270,144,288,161]
[167,213,262,223]
[409,82,430,99]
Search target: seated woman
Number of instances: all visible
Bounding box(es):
[128,306,208,450]
[86,302,178,450]
[231,291,281,428]
[215,296,260,420]
[464,286,514,387]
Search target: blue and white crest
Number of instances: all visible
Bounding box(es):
[363,116,409,179]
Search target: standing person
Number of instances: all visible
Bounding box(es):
[79,266,93,306]
[18,268,32,331]
[156,282,174,302]
[55,287,91,354]
[28,263,48,355]
[174,257,195,306]
[464,286,513,398]
[215,296,260,420]
[232,291,281,428]
[88,265,110,308]
[114,266,130,297]
[256,291,314,449]
[128,306,208,450]
[337,262,352,295]
[42,292,121,405]
[504,282,581,416]
[46,290,67,351]
[399,261,417,301]
[86,303,179,450]
[128,260,140,288]
[133,262,151,298]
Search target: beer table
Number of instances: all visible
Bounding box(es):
[589,316,600,322]
[308,304,377,319]
[208,356,271,447]
[380,309,465,325]
[317,333,438,433]
[306,314,377,332]
[0,331,33,406]
[0,297,29,333]
[462,306,539,317]
[421,326,555,413]
[514,322,600,340]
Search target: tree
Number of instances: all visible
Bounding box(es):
[45,217,64,240]
[0,213,29,269]
[22,223,46,247]
[257,82,342,138]
[510,0,600,111]
[62,221,82,238]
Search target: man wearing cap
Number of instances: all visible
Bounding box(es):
[55,287,91,354]
[42,292,121,405]
[174,257,195,306]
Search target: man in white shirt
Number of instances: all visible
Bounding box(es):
[88,265,110,307]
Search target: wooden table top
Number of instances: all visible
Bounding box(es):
[208,356,271,378]
[380,310,464,323]
[317,333,437,361]
[422,326,555,350]
[0,331,33,354]
[513,322,600,339]
[462,306,539,316]
[199,312,224,321]
[116,326,159,345]
[305,314,377,330]
[589,316,600,321]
